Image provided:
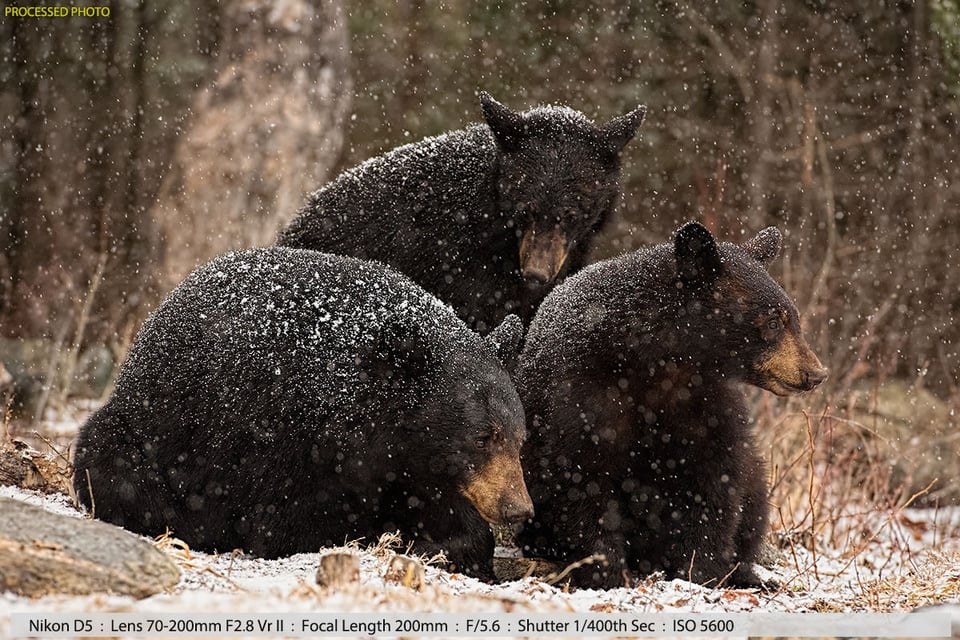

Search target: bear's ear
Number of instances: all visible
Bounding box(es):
[598,104,647,154]
[480,92,526,152]
[742,226,782,266]
[675,222,723,285]
[484,314,524,374]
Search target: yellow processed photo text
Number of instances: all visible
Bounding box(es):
[4,5,110,18]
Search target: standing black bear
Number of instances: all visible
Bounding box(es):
[277,93,646,333]
[516,222,828,589]
[73,248,533,580]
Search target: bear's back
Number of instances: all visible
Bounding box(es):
[115,248,479,430]
[280,126,500,250]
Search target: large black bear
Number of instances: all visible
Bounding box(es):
[277,93,646,333]
[516,223,828,589]
[73,248,533,580]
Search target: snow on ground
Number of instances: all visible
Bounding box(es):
[2,483,960,631]
[3,409,960,638]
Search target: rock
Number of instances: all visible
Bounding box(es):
[315,552,359,589]
[0,497,180,598]
[755,539,783,566]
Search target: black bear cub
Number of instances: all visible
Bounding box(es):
[73,248,533,580]
[278,93,646,333]
[516,222,827,589]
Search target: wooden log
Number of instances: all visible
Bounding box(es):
[384,555,425,591]
[0,440,71,495]
[0,497,180,598]
[315,552,359,589]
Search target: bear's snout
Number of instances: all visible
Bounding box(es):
[754,331,828,396]
[801,365,829,390]
[519,227,568,284]
[460,453,534,525]
[500,495,535,525]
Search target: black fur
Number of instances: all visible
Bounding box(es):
[278,93,645,333]
[516,223,826,589]
[73,248,529,580]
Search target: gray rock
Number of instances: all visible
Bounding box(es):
[0,497,180,598]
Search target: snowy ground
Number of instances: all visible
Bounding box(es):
[3,411,960,638]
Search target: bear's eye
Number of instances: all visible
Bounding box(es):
[475,437,488,450]
[759,314,785,342]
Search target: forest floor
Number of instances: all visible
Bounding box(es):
[2,407,960,638]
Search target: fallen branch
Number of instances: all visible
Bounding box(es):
[0,439,72,495]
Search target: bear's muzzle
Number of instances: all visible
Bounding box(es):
[460,453,534,525]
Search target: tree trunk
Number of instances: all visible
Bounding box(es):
[2,18,52,337]
[153,0,353,290]
[745,0,779,226]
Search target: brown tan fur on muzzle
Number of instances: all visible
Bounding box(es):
[755,329,828,396]
[519,228,568,283]
[460,452,534,525]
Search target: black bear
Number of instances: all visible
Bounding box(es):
[73,248,533,580]
[277,93,646,333]
[516,222,828,589]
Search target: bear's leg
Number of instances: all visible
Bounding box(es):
[558,495,630,589]
[410,504,497,581]
[669,464,771,589]
[566,529,629,589]
[638,477,739,587]
[728,456,775,589]
[675,526,737,586]
[517,486,628,589]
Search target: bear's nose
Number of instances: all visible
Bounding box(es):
[802,367,829,389]
[501,500,535,525]
[521,265,553,285]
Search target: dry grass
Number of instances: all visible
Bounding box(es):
[753,383,960,611]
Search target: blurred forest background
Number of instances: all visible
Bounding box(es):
[1,1,959,512]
